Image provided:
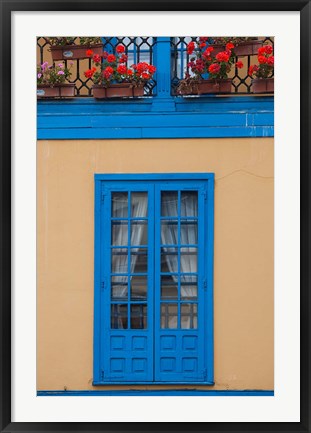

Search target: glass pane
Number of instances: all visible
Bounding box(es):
[111,276,128,300]
[131,192,148,217]
[180,220,198,245]
[181,191,198,217]
[131,220,148,246]
[130,248,147,273]
[111,248,128,273]
[130,304,147,329]
[161,191,178,216]
[180,247,197,273]
[131,275,147,300]
[181,275,198,299]
[161,275,178,299]
[112,192,128,217]
[112,221,128,246]
[161,247,178,273]
[111,304,128,329]
[161,303,178,329]
[161,220,178,245]
[181,303,198,329]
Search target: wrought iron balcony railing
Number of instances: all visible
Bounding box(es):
[37,36,274,97]
[37,37,157,96]
[170,37,274,95]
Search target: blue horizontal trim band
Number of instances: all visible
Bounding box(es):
[37,389,274,397]
[95,173,214,180]
[37,96,274,140]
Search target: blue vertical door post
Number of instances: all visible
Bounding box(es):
[152,37,175,111]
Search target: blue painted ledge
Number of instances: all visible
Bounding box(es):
[37,389,274,397]
[37,95,274,140]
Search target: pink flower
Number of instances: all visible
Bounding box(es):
[58,63,64,68]
[57,70,65,75]
[37,73,42,78]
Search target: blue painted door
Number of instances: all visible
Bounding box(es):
[101,183,154,382]
[98,177,212,384]
[154,183,207,382]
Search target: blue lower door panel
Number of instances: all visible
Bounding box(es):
[155,330,205,382]
[103,331,153,382]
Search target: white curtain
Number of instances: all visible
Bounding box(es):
[161,192,198,329]
[180,192,197,298]
[161,192,197,297]
[161,194,178,279]
[112,193,148,300]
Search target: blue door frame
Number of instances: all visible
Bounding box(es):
[93,173,214,385]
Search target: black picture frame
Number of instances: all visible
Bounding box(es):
[1,1,309,432]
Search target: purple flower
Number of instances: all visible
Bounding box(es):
[58,63,64,68]
[57,70,65,75]
[41,61,48,70]
[37,73,42,78]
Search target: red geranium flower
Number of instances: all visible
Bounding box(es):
[236,61,243,69]
[248,64,259,75]
[200,42,206,48]
[226,42,235,51]
[216,51,230,62]
[93,54,101,63]
[142,73,150,80]
[258,55,267,64]
[265,45,273,55]
[84,68,94,78]
[208,63,221,74]
[187,41,195,55]
[107,54,116,63]
[148,64,156,74]
[267,56,274,65]
[127,69,133,76]
[117,64,127,74]
[103,66,114,79]
[86,49,94,57]
[258,46,267,55]
[119,54,128,64]
[116,45,125,53]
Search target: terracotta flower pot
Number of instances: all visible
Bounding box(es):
[208,39,262,57]
[37,84,75,99]
[207,44,226,55]
[50,44,103,61]
[178,79,232,95]
[93,83,145,99]
[233,40,263,56]
[251,78,274,94]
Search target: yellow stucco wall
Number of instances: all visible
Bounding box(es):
[37,137,274,391]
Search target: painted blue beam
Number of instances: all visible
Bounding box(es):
[38,113,273,128]
[37,389,274,397]
[37,96,274,140]
[38,126,273,140]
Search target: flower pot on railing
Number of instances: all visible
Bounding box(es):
[251,78,274,94]
[248,45,274,94]
[37,61,74,99]
[37,83,75,99]
[205,37,262,57]
[177,78,232,95]
[84,45,156,100]
[50,43,103,61]
[93,83,144,99]
[234,40,263,56]
[182,42,243,96]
